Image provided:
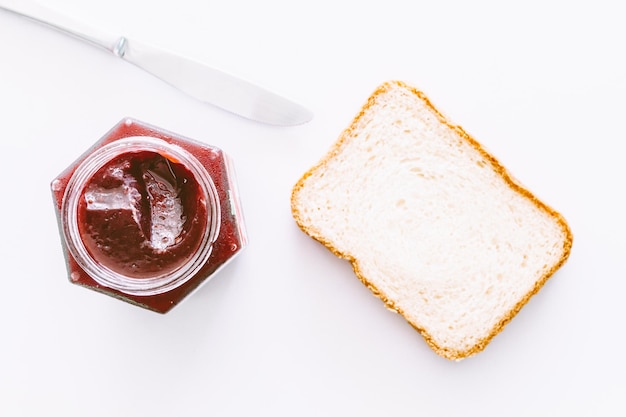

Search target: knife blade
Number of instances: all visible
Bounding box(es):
[0,1,313,126]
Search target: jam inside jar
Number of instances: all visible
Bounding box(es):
[78,150,207,279]
[61,136,220,297]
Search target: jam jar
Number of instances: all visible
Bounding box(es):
[51,118,247,313]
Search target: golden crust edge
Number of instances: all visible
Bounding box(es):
[290,80,574,361]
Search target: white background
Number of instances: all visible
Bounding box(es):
[1,1,624,416]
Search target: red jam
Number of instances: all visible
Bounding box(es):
[51,118,247,313]
[77,151,208,279]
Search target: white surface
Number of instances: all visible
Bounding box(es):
[0,1,623,416]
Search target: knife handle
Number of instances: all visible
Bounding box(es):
[0,0,122,53]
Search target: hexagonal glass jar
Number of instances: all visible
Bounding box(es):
[51,118,247,313]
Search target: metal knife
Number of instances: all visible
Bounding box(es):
[0,1,313,126]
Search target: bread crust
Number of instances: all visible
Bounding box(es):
[291,80,573,360]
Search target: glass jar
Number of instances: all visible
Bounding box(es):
[51,118,247,313]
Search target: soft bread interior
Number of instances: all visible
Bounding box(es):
[292,81,572,360]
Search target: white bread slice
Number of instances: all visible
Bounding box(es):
[291,80,573,360]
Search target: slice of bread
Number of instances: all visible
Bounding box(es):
[291,80,573,360]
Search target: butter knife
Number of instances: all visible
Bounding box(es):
[0,1,313,126]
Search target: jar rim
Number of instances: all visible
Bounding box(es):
[61,136,221,296]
